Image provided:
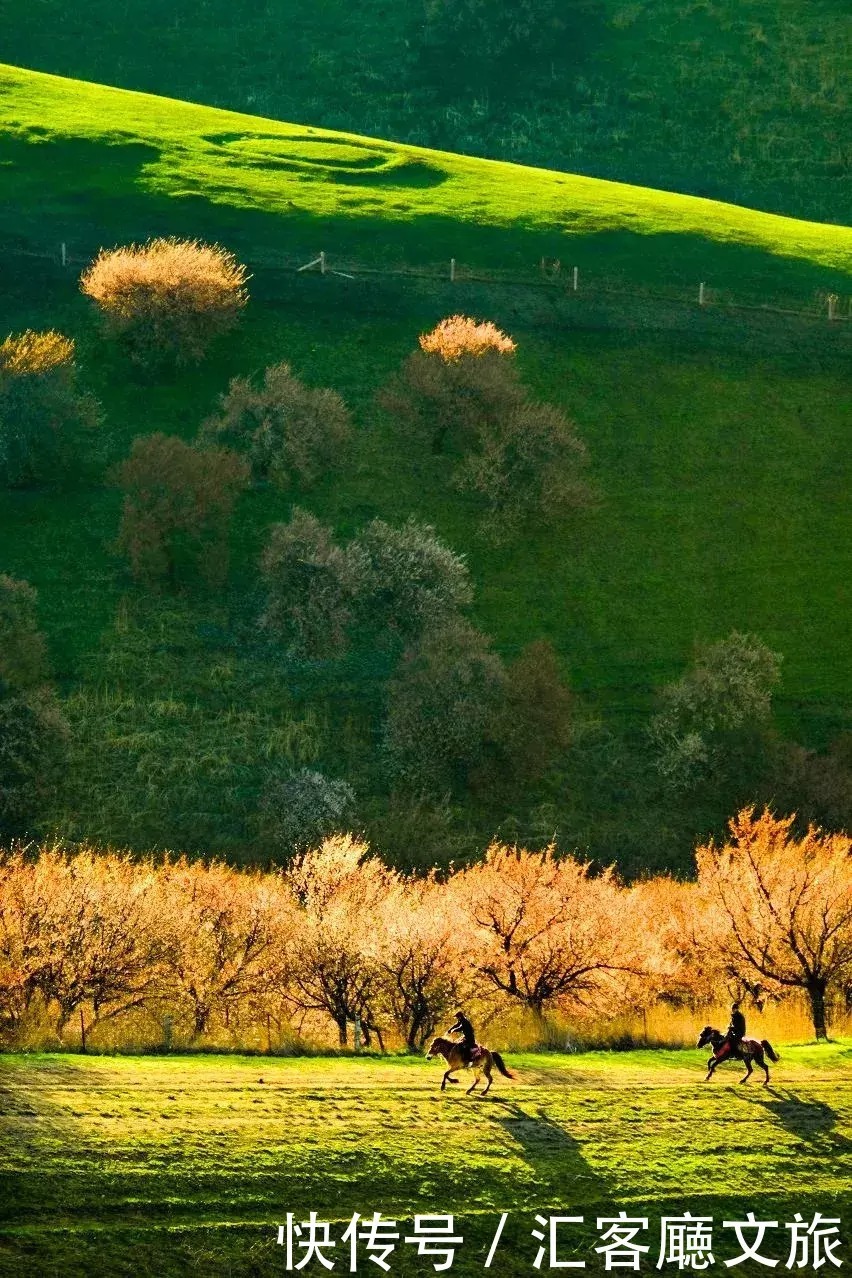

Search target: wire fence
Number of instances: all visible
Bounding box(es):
[9,234,852,331]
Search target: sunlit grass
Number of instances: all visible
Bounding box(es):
[0,1046,849,1276]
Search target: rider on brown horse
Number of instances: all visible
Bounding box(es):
[714,1002,746,1062]
[447,1009,478,1065]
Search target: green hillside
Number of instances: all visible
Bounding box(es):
[2,0,849,223]
[1,64,850,296]
[1,67,850,871]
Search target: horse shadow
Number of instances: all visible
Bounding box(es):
[733,1089,852,1154]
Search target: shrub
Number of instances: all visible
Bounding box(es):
[114,434,250,587]
[261,767,357,856]
[352,517,473,640]
[0,330,100,487]
[260,509,362,658]
[0,575,48,690]
[456,398,591,540]
[0,577,69,838]
[201,362,351,488]
[384,619,506,792]
[650,632,783,789]
[380,315,524,454]
[491,639,572,785]
[80,238,248,367]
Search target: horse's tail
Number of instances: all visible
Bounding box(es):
[761,1040,779,1063]
[492,1051,514,1079]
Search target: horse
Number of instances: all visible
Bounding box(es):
[425,1036,514,1096]
[697,1025,779,1086]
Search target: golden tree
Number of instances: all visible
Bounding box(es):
[452,843,645,1019]
[380,315,524,455]
[371,877,471,1049]
[81,238,248,367]
[155,858,289,1038]
[0,846,163,1045]
[695,808,852,1038]
[286,835,396,1047]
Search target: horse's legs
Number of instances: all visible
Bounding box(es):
[442,1069,455,1091]
[481,1065,492,1096]
[466,1072,479,1096]
[739,1058,753,1084]
[757,1052,770,1087]
[704,1059,718,1082]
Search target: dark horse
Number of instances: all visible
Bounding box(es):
[697,1026,779,1086]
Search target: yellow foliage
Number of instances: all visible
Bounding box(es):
[419,314,516,362]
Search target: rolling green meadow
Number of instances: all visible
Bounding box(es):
[1,1044,850,1276]
[1,5,852,1277]
[2,0,849,223]
[1,65,851,868]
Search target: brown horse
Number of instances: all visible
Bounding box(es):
[697,1026,779,1086]
[425,1036,514,1096]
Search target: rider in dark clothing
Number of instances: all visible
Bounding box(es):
[716,1003,746,1060]
[447,1010,477,1064]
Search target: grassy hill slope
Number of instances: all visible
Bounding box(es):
[1,1046,849,1276]
[1,67,850,870]
[2,0,849,223]
[1,65,851,298]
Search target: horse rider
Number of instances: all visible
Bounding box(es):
[715,1001,746,1062]
[447,1009,477,1065]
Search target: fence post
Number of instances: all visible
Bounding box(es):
[450,258,456,282]
[353,1015,362,1051]
[698,282,706,306]
[79,1008,87,1054]
[61,242,67,268]
[572,266,579,292]
[827,294,838,321]
[320,251,327,276]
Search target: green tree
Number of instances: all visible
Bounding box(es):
[352,517,473,641]
[456,399,591,541]
[261,768,357,856]
[114,434,249,588]
[491,639,572,785]
[650,631,782,790]
[0,576,69,839]
[201,362,351,489]
[0,330,100,488]
[384,619,506,793]
[260,509,362,658]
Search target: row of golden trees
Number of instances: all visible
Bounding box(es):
[0,809,849,1050]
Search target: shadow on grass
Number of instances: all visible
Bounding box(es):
[736,1089,852,1154]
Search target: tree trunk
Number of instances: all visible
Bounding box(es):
[336,1016,348,1047]
[806,977,828,1040]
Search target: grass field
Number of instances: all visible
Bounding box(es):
[2,0,849,223]
[0,1045,849,1276]
[1,64,851,296]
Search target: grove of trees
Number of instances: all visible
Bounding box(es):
[1,809,849,1052]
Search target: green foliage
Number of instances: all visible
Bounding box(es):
[0,330,100,488]
[261,767,357,856]
[352,517,473,640]
[201,362,351,488]
[384,619,507,793]
[0,576,68,838]
[0,574,48,691]
[491,639,573,786]
[456,399,591,541]
[260,509,361,658]
[650,631,782,790]
[113,434,250,587]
